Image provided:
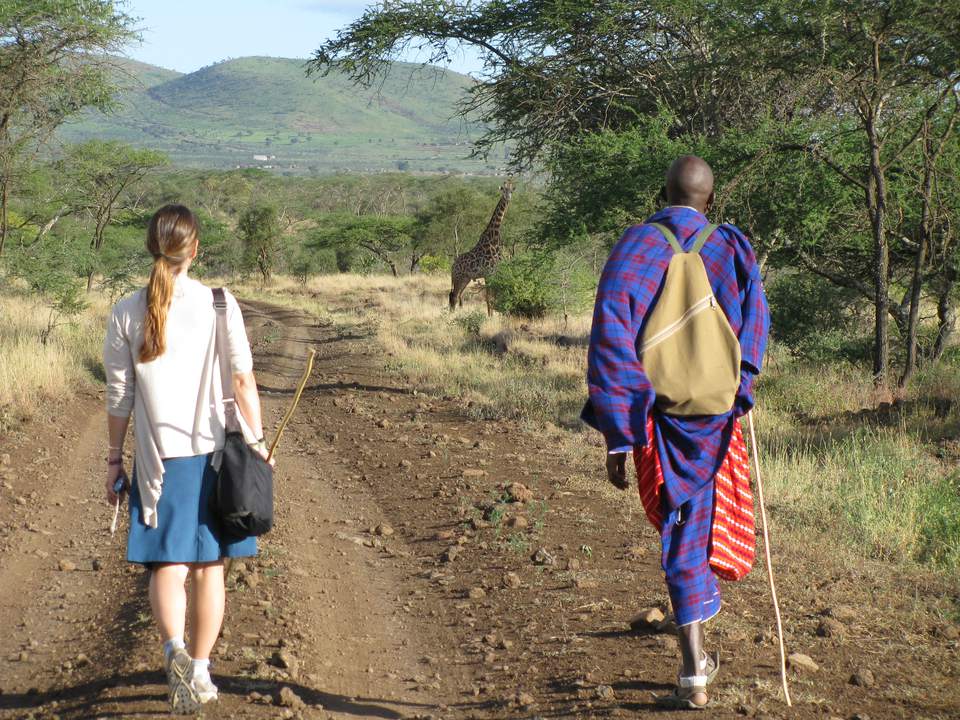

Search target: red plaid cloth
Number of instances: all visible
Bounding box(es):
[635,417,755,581]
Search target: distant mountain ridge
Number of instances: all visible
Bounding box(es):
[59,56,495,174]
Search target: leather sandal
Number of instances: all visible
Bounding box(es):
[655,674,709,710]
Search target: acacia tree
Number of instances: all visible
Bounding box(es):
[238,204,281,284]
[0,0,136,255]
[311,214,415,277]
[749,1,960,386]
[308,1,782,169]
[58,140,168,290]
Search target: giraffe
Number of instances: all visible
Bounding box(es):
[449,179,513,314]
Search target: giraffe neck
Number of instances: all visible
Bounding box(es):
[478,193,511,250]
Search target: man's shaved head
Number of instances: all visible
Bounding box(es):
[665,155,715,212]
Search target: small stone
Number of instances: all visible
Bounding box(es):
[850,669,875,687]
[515,691,535,707]
[787,652,819,673]
[271,650,299,677]
[595,685,615,700]
[15,496,27,506]
[850,715,871,720]
[506,515,528,530]
[574,577,599,589]
[467,587,486,600]
[17,651,28,662]
[91,558,103,571]
[398,459,412,469]
[58,560,77,572]
[442,547,460,563]
[506,482,534,503]
[502,572,522,589]
[435,529,455,541]
[0,454,9,466]
[75,653,89,668]
[823,605,858,622]
[377,419,391,429]
[531,548,556,566]
[629,607,665,631]
[816,618,845,638]
[462,468,487,479]
[276,686,305,709]
[566,558,581,571]
[375,523,394,537]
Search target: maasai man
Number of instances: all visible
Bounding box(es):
[582,155,770,709]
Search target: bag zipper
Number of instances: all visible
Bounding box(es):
[639,293,716,353]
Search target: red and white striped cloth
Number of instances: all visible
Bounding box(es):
[634,418,755,581]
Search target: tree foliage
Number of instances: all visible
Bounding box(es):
[0,0,137,254]
[238,204,281,284]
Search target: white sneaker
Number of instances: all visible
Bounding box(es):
[165,648,201,715]
[192,673,219,704]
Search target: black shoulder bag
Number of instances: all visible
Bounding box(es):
[211,288,274,539]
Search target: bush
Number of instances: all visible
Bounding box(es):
[488,251,596,319]
[767,271,867,361]
[487,253,556,318]
[452,309,486,337]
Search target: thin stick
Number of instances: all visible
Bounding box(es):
[267,348,316,462]
[747,410,792,707]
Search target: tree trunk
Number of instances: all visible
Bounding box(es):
[866,116,889,387]
[899,238,926,388]
[932,269,957,362]
[387,259,398,277]
[0,177,7,257]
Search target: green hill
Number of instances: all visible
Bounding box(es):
[59,56,495,174]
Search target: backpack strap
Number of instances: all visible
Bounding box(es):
[690,223,719,254]
[212,287,239,432]
[649,223,684,254]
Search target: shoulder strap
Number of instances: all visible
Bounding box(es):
[690,223,719,254]
[649,223,684,254]
[212,288,239,430]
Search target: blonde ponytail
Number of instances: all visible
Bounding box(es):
[139,204,199,363]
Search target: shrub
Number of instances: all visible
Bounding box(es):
[488,251,596,319]
[452,309,486,338]
[767,271,867,361]
[487,253,556,318]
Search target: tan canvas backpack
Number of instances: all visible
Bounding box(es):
[638,223,741,416]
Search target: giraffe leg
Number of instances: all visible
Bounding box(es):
[450,276,469,310]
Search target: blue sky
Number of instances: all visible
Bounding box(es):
[123,0,484,76]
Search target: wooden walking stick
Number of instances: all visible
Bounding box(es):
[227,348,315,582]
[267,348,316,463]
[747,410,792,707]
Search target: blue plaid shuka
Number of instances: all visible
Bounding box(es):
[583,206,770,625]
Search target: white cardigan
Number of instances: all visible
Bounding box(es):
[103,275,253,528]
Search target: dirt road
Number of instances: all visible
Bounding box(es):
[0,295,957,719]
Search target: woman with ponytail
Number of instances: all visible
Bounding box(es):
[103,204,269,714]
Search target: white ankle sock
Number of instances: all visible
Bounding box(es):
[163,637,185,661]
[191,659,211,683]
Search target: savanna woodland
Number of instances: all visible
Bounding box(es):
[1,1,959,719]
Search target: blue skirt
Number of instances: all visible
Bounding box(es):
[127,453,257,566]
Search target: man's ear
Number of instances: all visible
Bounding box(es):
[706,191,716,212]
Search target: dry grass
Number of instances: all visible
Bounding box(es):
[0,279,109,430]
